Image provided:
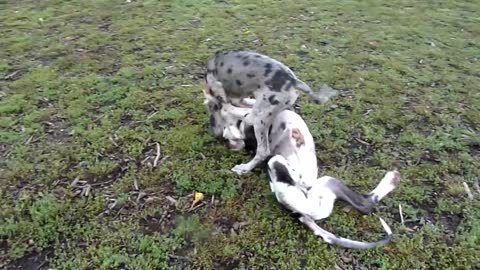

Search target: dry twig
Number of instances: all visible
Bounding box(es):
[70,176,80,187]
[153,143,161,167]
[187,202,205,212]
[399,204,405,226]
[134,178,139,190]
[354,136,371,146]
[463,182,474,200]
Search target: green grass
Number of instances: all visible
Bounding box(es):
[1,0,479,269]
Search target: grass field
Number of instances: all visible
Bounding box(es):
[1,0,479,269]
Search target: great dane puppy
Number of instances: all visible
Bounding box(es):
[203,91,401,249]
[205,50,337,175]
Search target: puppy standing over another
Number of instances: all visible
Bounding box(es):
[205,50,337,175]
[204,89,401,249]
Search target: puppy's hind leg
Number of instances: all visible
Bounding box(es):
[367,171,401,203]
[320,176,377,215]
[320,170,401,215]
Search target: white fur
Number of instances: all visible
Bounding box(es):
[203,90,401,249]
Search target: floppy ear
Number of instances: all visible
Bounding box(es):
[203,86,218,105]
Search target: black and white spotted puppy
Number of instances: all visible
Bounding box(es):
[210,97,401,249]
[205,50,337,175]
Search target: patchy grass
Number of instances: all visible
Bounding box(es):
[1,0,479,269]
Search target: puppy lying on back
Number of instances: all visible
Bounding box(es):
[204,88,401,249]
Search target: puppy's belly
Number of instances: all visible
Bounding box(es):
[274,185,315,215]
[222,81,258,98]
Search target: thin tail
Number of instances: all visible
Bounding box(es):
[295,79,338,104]
[300,216,393,249]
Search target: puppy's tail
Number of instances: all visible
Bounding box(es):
[295,79,338,104]
[300,216,393,249]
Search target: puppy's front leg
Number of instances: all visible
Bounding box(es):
[232,116,271,174]
[232,101,276,175]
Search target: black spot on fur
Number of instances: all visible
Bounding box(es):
[235,54,243,59]
[289,212,302,219]
[208,87,214,96]
[220,62,224,67]
[266,70,296,92]
[257,84,261,89]
[243,125,257,151]
[268,112,272,116]
[280,122,286,130]
[243,60,250,66]
[215,95,224,103]
[273,161,295,186]
[247,73,256,78]
[260,120,264,125]
[207,68,217,75]
[242,55,249,60]
[236,80,242,86]
[236,120,242,128]
[244,113,249,118]
[264,63,272,77]
[268,125,273,136]
[285,100,290,105]
[268,95,279,105]
[209,114,216,128]
[227,68,232,74]
[254,54,262,58]
[212,103,221,111]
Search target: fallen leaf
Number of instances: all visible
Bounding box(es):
[190,192,204,208]
[368,41,378,48]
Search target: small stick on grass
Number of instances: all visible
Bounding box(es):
[109,136,119,147]
[153,143,161,167]
[463,182,474,200]
[84,184,91,197]
[70,176,80,187]
[146,111,158,120]
[399,204,405,226]
[187,202,205,212]
[354,136,371,146]
[134,178,139,190]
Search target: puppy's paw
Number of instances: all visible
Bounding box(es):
[232,164,251,175]
[385,170,402,187]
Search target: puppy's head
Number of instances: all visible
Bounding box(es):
[203,95,248,151]
[223,123,245,151]
[203,85,226,138]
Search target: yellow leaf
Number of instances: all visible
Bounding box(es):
[190,192,204,208]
